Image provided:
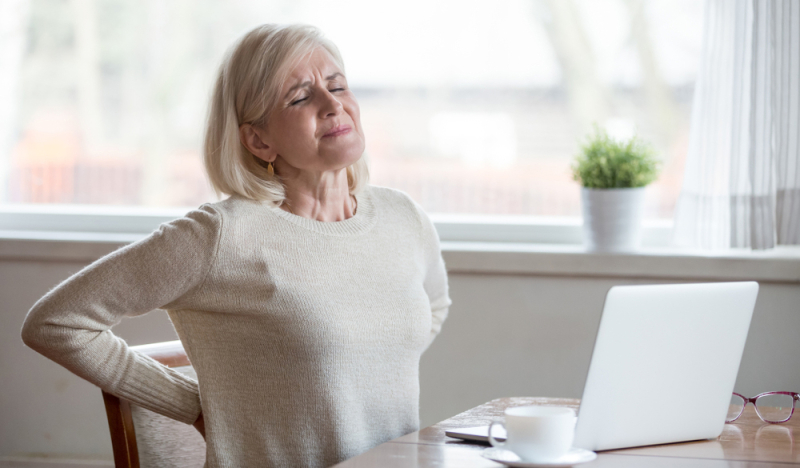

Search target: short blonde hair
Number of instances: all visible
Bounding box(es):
[203,24,369,204]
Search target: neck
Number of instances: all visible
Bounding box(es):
[279,168,356,222]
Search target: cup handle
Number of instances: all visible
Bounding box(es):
[487,421,506,448]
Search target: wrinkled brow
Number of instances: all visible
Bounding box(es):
[283,73,344,99]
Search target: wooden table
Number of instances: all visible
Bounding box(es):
[334,397,800,467]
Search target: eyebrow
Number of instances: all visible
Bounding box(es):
[284,73,344,99]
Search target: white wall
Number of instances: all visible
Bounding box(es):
[2,248,799,461]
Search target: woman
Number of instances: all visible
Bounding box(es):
[21,24,451,468]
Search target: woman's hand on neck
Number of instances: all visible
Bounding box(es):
[276,161,356,222]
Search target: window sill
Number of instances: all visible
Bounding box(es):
[0,231,139,263]
[441,242,800,283]
[1,231,798,284]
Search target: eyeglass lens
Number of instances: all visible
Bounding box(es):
[755,394,794,423]
[727,394,746,422]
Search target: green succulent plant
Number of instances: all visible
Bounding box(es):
[571,126,661,189]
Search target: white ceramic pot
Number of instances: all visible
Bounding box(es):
[580,187,646,252]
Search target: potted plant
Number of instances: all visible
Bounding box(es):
[571,127,661,252]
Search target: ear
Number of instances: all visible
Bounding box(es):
[239,124,276,163]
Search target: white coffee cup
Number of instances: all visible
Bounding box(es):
[488,406,577,462]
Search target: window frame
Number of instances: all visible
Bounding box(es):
[0,203,673,247]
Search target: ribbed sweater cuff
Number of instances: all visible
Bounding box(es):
[114,353,202,425]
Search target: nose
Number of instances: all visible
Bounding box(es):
[319,89,344,118]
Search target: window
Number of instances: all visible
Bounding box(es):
[1,0,703,224]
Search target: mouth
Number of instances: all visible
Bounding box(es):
[322,124,352,138]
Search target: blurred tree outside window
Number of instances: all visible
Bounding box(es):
[0,0,703,219]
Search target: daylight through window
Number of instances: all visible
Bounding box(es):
[0,0,704,220]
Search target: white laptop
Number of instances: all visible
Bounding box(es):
[446,282,759,451]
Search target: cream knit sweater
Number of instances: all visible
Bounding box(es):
[21,185,451,468]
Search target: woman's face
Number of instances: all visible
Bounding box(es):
[261,47,365,175]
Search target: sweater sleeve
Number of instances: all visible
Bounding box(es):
[413,203,452,351]
[20,204,222,425]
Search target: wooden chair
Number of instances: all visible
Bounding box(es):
[101,340,206,468]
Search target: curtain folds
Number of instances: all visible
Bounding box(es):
[673,0,800,249]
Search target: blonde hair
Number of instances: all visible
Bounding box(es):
[203,24,369,204]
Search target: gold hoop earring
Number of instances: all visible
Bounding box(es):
[267,162,274,176]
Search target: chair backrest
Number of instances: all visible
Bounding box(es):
[101,340,206,468]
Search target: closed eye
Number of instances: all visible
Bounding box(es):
[290,97,308,106]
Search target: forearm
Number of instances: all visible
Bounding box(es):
[20,205,220,425]
[21,292,203,424]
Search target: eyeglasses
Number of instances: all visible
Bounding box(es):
[726,392,800,424]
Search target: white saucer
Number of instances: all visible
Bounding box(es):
[481,447,597,467]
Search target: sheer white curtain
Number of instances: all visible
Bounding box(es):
[673,0,800,250]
